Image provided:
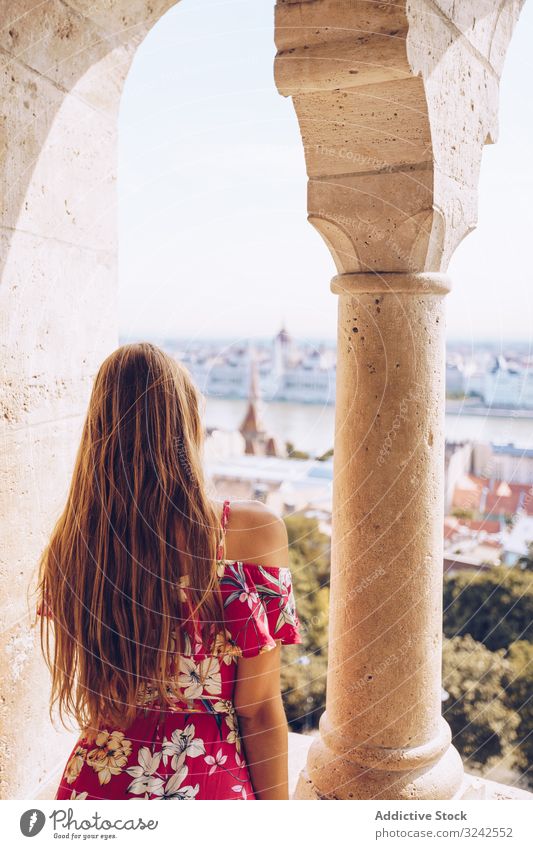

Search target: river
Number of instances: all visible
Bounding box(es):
[205,398,533,456]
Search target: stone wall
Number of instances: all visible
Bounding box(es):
[0,0,527,800]
[0,0,177,800]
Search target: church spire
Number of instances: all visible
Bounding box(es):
[238,344,284,457]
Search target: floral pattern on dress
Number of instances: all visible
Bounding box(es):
[54,501,301,800]
[85,731,133,786]
[219,560,300,657]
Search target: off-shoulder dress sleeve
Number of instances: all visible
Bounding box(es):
[219,561,302,658]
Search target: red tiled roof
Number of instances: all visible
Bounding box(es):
[484,493,517,516]
[443,516,501,542]
[452,475,533,518]
[510,483,533,515]
[451,475,484,511]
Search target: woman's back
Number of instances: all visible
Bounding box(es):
[54,498,301,801]
[39,343,300,800]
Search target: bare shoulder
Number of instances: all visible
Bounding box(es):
[223,500,289,568]
[228,500,286,532]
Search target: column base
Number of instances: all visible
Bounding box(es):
[294,729,464,800]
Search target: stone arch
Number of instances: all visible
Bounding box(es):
[274,0,527,800]
[0,0,178,800]
[0,0,528,802]
[274,0,525,275]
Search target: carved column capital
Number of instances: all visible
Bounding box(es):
[275,0,525,274]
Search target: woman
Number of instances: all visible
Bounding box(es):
[37,342,301,800]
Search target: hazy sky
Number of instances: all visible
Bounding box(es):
[118,0,533,344]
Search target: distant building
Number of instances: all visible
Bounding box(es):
[203,428,245,464]
[164,337,533,411]
[205,453,333,519]
[239,350,284,458]
[443,515,503,570]
[270,324,336,404]
[171,325,337,405]
[444,441,473,512]
[445,362,464,396]
[483,356,533,409]
[273,322,293,368]
[462,363,486,398]
[443,556,495,574]
[448,468,533,566]
[502,514,533,565]
[451,473,533,520]
[472,442,533,485]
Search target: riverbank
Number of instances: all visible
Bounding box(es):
[445,401,533,418]
[205,397,533,454]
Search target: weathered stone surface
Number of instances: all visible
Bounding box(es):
[275,32,412,95]
[0,0,182,799]
[0,417,84,624]
[294,78,432,177]
[0,618,79,800]
[0,224,117,797]
[276,0,525,273]
[0,1,137,118]
[308,168,434,273]
[275,0,408,53]
[0,227,116,424]
[64,0,178,41]
[275,0,526,800]
[430,0,523,73]
[0,1,113,90]
[0,0,527,802]
[0,61,118,252]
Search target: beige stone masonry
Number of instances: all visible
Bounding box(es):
[274,0,526,799]
[0,0,528,800]
[0,0,179,801]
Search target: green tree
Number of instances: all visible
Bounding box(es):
[281,514,331,731]
[451,507,475,521]
[443,635,521,770]
[443,566,533,650]
[505,640,533,787]
[285,441,310,460]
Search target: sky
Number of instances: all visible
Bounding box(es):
[118,0,533,345]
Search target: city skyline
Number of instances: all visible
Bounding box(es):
[118,0,533,343]
[122,327,533,346]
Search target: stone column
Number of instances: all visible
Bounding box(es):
[274,0,525,799]
[298,271,463,799]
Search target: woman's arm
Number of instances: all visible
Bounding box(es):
[234,642,290,800]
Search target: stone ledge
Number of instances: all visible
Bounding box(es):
[288,733,533,801]
[288,731,316,798]
[457,774,533,801]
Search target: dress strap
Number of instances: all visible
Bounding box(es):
[221,499,231,532]
[217,499,231,560]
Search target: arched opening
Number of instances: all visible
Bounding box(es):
[442,1,533,790]
[0,0,334,800]
[446,0,533,446]
[0,0,530,802]
[117,1,336,454]
[117,1,335,753]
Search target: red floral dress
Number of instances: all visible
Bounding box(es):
[54,500,301,800]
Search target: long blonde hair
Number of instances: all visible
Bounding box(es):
[37,342,224,737]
